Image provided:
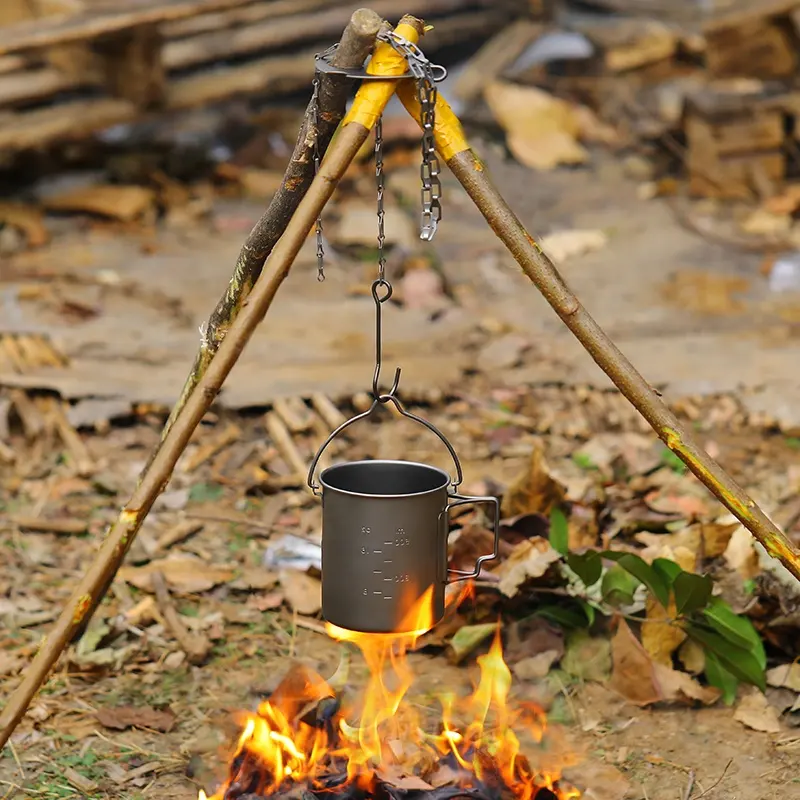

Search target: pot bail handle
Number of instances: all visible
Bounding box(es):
[444,494,500,583]
[306,393,464,495]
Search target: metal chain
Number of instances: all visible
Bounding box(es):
[376,30,443,241]
[310,71,326,281]
[375,116,386,283]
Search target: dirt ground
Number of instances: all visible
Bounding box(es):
[2,385,799,800]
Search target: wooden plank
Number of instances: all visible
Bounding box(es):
[0,0,262,55]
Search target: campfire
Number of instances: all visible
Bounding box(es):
[200,588,580,800]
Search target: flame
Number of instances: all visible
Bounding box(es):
[202,586,579,800]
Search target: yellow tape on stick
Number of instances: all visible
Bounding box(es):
[342,21,421,130]
[396,81,470,162]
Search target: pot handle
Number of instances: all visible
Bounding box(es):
[444,493,500,583]
[306,393,464,495]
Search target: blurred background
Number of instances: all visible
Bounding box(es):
[0,0,798,429]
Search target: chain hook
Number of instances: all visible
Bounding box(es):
[371,279,400,401]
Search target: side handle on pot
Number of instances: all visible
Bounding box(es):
[444,493,500,583]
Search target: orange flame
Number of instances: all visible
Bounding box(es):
[202,586,579,800]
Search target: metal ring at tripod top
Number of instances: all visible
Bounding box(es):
[314,45,447,82]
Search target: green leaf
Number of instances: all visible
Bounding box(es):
[704,650,739,706]
[702,598,766,670]
[549,507,570,556]
[189,482,224,503]
[561,631,612,682]
[601,565,639,607]
[685,623,765,692]
[673,571,713,615]
[448,623,498,664]
[600,551,669,606]
[535,604,588,630]
[578,598,596,627]
[652,557,682,587]
[565,551,602,587]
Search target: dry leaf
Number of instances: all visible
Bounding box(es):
[376,768,433,791]
[118,556,235,594]
[494,537,561,597]
[739,208,791,237]
[563,760,631,800]
[677,638,705,675]
[734,691,782,733]
[501,443,566,518]
[279,570,322,615]
[766,663,800,692]
[44,184,155,221]
[608,619,663,706]
[653,663,720,705]
[0,202,49,247]
[484,81,589,170]
[724,526,760,580]
[96,705,176,733]
[400,266,446,311]
[539,228,608,263]
[764,183,800,215]
[641,593,686,667]
[701,521,740,558]
[238,168,284,198]
[512,650,561,681]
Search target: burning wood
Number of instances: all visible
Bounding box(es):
[200,593,579,800]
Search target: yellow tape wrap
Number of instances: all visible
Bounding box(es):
[396,81,469,161]
[342,22,421,130]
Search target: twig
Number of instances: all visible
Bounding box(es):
[182,422,240,472]
[265,411,309,487]
[310,392,346,430]
[152,519,204,554]
[681,769,695,800]
[695,759,732,799]
[396,83,800,582]
[150,571,211,666]
[12,517,86,535]
[0,13,423,751]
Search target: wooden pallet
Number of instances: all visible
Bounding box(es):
[0,0,513,154]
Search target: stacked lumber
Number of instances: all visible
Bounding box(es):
[464,0,800,200]
[0,0,519,155]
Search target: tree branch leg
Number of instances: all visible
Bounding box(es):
[0,13,426,751]
[396,82,800,583]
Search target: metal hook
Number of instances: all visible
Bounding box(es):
[371,279,401,402]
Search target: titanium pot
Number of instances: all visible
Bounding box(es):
[317,459,499,634]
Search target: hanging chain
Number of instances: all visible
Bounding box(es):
[310,71,326,281]
[376,30,443,241]
[375,116,386,283]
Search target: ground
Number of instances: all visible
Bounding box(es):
[2,91,800,800]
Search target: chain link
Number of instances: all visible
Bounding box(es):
[376,30,443,242]
[310,72,326,282]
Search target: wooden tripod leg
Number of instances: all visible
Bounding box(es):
[396,82,800,583]
[0,13,427,753]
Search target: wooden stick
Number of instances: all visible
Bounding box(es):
[12,517,87,535]
[265,411,308,484]
[150,571,211,665]
[0,12,423,750]
[396,84,800,582]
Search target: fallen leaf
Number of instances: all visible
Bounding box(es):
[660,269,749,317]
[400,266,446,311]
[376,768,433,791]
[653,663,720,705]
[677,638,705,675]
[96,705,176,733]
[478,333,531,371]
[279,570,322,615]
[513,650,561,681]
[739,208,791,237]
[493,537,561,597]
[501,443,566,518]
[563,760,631,800]
[608,619,663,706]
[641,593,686,667]
[44,184,155,221]
[766,663,800,692]
[0,202,49,247]
[447,623,497,664]
[764,183,800,215]
[248,591,285,612]
[334,201,415,248]
[724,525,760,580]
[562,631,612,682]
[237,168,284,198]
[505,616,565,663]
[539,228,608,263]
[230,567,279,591]
[484,81,589,170]
[700,521,739,558]
[734,691,782,733]
[118,556,235,594]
